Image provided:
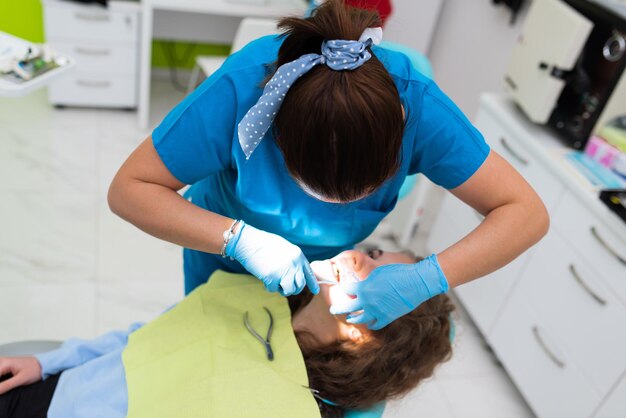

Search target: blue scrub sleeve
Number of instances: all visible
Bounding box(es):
[152,74,238,185]
[410,80,490,189]
[35,322,143,379]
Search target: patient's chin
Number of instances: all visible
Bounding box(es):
[328,285,354,308]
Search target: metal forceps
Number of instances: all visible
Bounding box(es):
[243,307,274,361]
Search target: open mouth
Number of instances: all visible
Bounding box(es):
[330,259,360,284]
[312,259,359,286]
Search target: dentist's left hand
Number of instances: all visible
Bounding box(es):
[330,254,449,330]
[225,221,320,296]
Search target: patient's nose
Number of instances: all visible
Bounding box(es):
[340,250,366,273]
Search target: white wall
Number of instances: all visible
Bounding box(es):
[427,0,531,118]
[384,0,444,55]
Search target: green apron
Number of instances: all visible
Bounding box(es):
[122,270,321,418]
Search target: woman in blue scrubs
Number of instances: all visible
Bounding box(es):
[108,0,549,330]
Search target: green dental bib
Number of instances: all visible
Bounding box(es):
[122,271,321,418]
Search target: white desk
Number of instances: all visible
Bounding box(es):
[138,0,306,130]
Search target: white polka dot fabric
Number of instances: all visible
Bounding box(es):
[237,27,383,159]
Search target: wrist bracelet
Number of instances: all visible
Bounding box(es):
[221,219,240,258]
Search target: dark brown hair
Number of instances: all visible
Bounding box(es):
[269,0,404,202]
[288,275,454,417]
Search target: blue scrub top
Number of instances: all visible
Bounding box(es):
[153,35,490,261]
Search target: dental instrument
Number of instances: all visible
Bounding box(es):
[243,307,274,361]
[303,386,339,406]
[316,278,339,286]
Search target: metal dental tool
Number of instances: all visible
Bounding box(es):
[243,307,274,361]
[316,278,339,286]
[302,386,339,406]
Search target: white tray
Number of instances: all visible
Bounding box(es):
[0,31,75,98]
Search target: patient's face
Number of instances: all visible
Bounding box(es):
[293,249,416,345]
[312,249,416,307]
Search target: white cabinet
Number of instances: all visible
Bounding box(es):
[43,0,140,108]
[595,374,626,418]
[427,93,626,418]
[490,286,601,418]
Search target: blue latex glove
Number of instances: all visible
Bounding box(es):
[225,221,320,296]
[330,254,449,330]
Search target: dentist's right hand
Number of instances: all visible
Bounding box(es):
[225,220,320,296]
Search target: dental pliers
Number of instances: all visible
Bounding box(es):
[243,307,274,361]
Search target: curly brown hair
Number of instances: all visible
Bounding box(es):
[288,286,454,417]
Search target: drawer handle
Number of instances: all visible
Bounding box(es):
[590,227,626,266]
[500,137,529,166]
[532,326,565,368]
[569,264,607,306]
[77,80,111,88]
[75,12,110,22]
[75,47,111,56]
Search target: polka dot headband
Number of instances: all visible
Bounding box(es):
[238,27,383,159]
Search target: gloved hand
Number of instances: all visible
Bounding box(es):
[329,254,449,330]
[225,221,320,296]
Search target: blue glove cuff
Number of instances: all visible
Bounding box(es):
[423,254,450,295]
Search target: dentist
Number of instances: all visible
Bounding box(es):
[108,0,548,329]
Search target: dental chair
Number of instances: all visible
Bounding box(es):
[0,340,61,357]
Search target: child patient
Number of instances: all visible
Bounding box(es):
[0,249,454,418]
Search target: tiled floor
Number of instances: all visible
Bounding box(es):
[0,79,535,417]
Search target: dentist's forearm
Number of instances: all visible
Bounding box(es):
[107,137,233,254]
[436,198,549,288]
[108,181,232,254]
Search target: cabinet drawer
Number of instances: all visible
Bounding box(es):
[491,290,601,418]
[594,373,626,418]
[44,3,139,44]
[48,73,137,108]
[475,109,563,211]
[552,190,626,305]
[515,231,626,395]
[50,42,137,76]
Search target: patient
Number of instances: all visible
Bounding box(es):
[0,249,454,418]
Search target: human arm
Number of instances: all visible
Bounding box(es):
[34,322,144,379]
[437,150,549,286]
[108,77,318,294]
[107,137,234,255]
[332,151,549,329]
[331,73,549,328]
[0,323,143,394]
[108,139,318,295]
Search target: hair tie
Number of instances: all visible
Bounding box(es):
[238,27,383,159]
